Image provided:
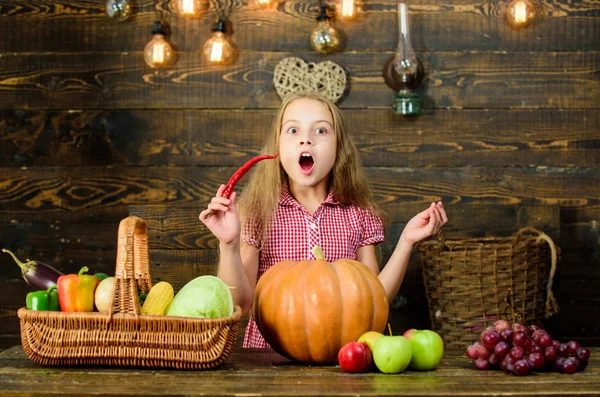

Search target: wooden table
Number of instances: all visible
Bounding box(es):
[0,346,598,396]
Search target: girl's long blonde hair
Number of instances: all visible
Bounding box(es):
[238,92,388,243]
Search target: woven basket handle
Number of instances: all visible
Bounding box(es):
[514,227,560,318]
[435,231,446,250]
[109,216,153,317]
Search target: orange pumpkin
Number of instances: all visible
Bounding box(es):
[253,246,389,364]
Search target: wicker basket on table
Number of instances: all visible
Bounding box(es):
[18,216,242,369]
[417,227,559,349]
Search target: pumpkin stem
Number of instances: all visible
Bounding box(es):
[312,246,326,260]
[387,323,393,336]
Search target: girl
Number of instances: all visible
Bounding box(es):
[200,92,447,348]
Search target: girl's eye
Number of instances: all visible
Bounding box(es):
[316,127,327,134]
[286,127,298,134]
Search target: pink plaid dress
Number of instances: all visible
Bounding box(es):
[242,184,384,348]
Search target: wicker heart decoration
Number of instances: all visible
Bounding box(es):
[273,57,347,104]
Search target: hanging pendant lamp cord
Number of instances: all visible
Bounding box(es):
[209,0,232,20]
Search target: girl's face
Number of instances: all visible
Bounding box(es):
[278,98,337,191]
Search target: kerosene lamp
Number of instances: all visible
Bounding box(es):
[383,3,424,115]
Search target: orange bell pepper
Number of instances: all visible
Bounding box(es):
[57,266,99,312]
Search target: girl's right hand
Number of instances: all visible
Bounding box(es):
[199,184,240,246]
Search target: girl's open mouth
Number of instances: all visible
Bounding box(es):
[299,152,315,175]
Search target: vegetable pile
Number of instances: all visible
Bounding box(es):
[4,248,233,318]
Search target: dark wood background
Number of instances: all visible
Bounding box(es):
[0,0,598,349]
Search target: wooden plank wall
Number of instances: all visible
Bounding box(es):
[0,0,598,348]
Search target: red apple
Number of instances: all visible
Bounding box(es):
[403,328,416,339]
[403,329,445,371]
[338,341,373,373]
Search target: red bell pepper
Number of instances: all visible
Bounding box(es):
[57,266,99,312]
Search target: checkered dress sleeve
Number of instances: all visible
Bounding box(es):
[358,208,385,247]
[242,216,262,249]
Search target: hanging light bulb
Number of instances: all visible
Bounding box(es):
[506,0,538,28]
[256,0,271,6]
[176,0,204,18]
[337,0,359,20]
[143,21,175,69]
[310,3,340,55]
[106,0,131,21]
[383,3,424,115]
[203,19,234,64]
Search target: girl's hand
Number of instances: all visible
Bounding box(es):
[400,202,448,247]
[199,185,241,246]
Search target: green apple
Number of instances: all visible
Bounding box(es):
[357,331,383,352]
[372,335,412,374]
[403,329,444,371]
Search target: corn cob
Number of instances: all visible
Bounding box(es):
[141,281,174,315]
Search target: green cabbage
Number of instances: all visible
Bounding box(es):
[165,275,234,318]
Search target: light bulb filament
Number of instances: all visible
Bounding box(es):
[210,41,224,62]
[182,0,195,14]
[153,42,165,64]
[341,0,354,18]
[514,1,528,23]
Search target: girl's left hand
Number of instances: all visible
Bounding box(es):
[400,201,448,246]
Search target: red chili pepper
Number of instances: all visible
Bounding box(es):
[205,153,279,218]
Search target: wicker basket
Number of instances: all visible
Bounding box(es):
[18,216,242,369]
[417,227,559,349]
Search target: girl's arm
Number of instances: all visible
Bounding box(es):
[376,239,413,304]
[356,243,411,304]
[358,202,447,304]
[217,240,259,316]
[356,245,379,275]
[199,185,260,315]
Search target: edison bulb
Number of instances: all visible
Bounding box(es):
[144,34,174,68]
[106,0,131,21]
[203,32,233,63]
[310,20,340,55]
[176,0,205,18]
[506,0,538,28]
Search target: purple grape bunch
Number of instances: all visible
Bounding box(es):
[466,320,591,376]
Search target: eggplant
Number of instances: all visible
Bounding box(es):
[2,248,63,290]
